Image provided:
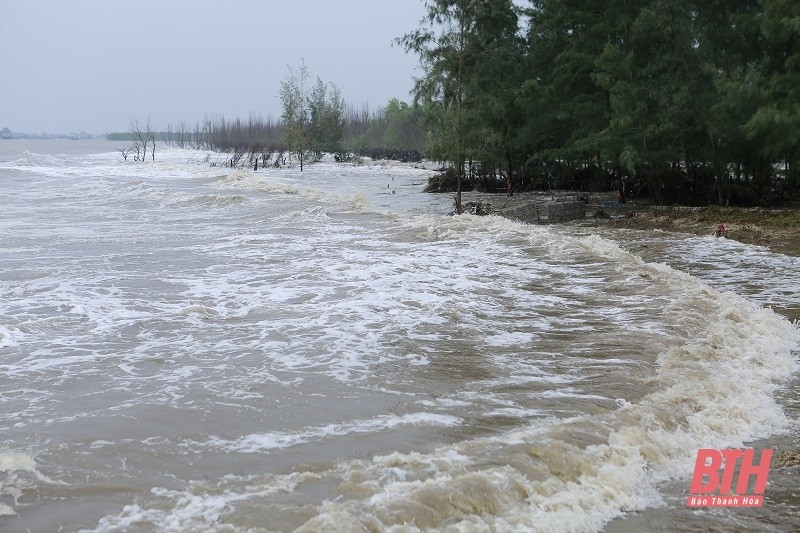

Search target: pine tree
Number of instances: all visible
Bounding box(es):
[522,0,617,180]
[463,0,522,195]
[308,77,345,158]
[280,61,310,171]
[400,0,524,204]
[399,0,478,213]
[743,0,800,196]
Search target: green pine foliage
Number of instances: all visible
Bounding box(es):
[401,0,800,206]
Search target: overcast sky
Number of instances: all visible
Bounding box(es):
[0,0,426,133]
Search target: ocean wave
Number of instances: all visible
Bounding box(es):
[165,194,249,209]
[207,412,463,454]
[0,151,72,169]
[80,215,799,532]
[4,150,798,531]
[290,273,798,532]
[212,170,354,206]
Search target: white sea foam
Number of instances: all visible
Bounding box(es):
[288,232,800,532]
[209,413,463,454]
[0,452,63,517]
[0,452,60,484]
[86,217,798,531]
[293,321,797,531]
[213,169,354,206]
[0,325,20,349]
[589,227,800,314]
[87,472,318,533]
[2,144,798,532]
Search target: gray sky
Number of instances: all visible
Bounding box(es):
[0,0,426,133]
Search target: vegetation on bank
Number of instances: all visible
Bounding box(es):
[112,0,799,211]
[602,204,800,255]
[650,205,800,229]
[399,0,800,211]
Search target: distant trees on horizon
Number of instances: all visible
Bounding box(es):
[113,99,429,170]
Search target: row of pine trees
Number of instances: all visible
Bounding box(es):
[402,0,799,206]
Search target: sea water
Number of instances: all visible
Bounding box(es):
[0,140,798,531]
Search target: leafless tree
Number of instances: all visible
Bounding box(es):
[129,117,156,162]
[117,146,133,161]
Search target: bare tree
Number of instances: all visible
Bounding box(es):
[178,121,188,148]
[129,117,152,162]
[117,146,133,161]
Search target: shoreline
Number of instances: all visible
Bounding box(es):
[455,189,800,257]
[586,204,800,257]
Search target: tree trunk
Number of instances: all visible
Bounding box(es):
[707,126,725,206]
[506,149,514,197]
[454,6,465,215]
[646,170,663,205]
[788,153,798,192]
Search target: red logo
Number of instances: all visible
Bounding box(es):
[686,448,772,507]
